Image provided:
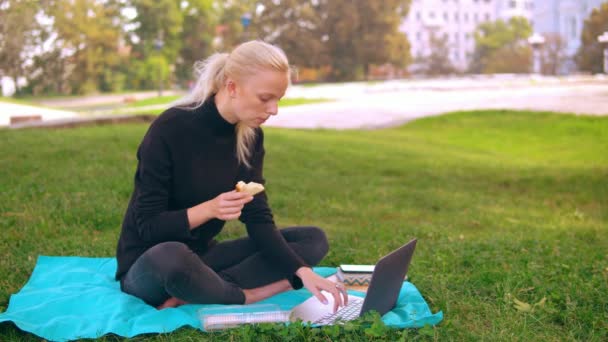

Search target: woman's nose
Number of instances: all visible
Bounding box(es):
[267,101,278,115]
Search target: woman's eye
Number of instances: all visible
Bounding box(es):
[260,97,270,102]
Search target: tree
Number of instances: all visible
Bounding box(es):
[40,0,125,94]
[252,0,412,81]
[213,0,258,51]
[176,0,218,85]
[126,0,183,90]
[130,0,183,61]
[415,32,456,76]
[252,0,326,69]
[469,16,533,74]
[541,33,568,75]
[0,0,41,94]
[575,2,608,74]
[354,1,412,74]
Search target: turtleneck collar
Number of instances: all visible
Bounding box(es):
[196,94,236,137]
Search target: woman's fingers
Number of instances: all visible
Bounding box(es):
[220,212,242,221]
[219,206,243,215]
[335,282,348,306]
[220,197,253,208]
[222,190,254,202]
[329,286,343,312]
[310,287,329,306]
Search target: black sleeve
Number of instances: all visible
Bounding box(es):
[132,122,192,243]
[239,129,307,288]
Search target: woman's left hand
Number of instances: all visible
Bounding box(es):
[296,267,348,312]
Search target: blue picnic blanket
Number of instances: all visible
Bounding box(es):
[0,256,443,341]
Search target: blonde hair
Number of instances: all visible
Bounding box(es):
[173,40,291,168]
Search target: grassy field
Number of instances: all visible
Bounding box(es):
[0,110,606,341]
[126,95,332,108]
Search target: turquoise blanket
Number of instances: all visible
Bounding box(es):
[0,256,443,341]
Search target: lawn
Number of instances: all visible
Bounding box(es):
[0,110,606,341]
[126,95,332,108]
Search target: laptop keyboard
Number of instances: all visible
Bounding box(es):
[313,298,364,325]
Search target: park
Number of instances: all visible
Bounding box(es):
[1,1,607,341]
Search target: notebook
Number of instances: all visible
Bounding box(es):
[290,238,417,325]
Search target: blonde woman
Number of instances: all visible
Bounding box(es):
[115,40,347,312]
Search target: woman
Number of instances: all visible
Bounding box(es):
[115,40,347,312]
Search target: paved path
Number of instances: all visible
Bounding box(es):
[267,76,608,129]
[2,75,607,129]
[0,102,79,126]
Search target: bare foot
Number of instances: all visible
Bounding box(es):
[156,297,188,310]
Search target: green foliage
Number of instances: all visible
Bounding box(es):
[42,0,125,94]
[470,17,533,74]
[4,0,413,93]
[540,33,568,75]
[0,0,42,94]
[575,2,608,73]
[175,0,218,86]
[253,0,412,81]
[213,0,257,51]
[125,56,170,91]
[415,32,457,76]
[130,0,183,63]
[1,110,607,340]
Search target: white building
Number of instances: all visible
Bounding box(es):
[400,0,535,72]
[533,0,605,73]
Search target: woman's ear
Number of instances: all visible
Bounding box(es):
[226,79,237,98]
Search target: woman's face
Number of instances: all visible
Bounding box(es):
[230,69,289,128]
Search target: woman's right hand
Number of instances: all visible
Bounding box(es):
[188,190,253,229]
[203,190,254,221]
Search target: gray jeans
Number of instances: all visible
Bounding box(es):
[121,226,328,307]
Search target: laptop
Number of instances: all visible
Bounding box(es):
[290,238,417,325]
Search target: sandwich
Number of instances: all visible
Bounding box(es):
[235,181,265,196]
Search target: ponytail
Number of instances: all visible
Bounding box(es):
[172,52,229,110]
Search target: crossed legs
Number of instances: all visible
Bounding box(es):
[121,226,328,308]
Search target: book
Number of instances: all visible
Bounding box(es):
[336,266,373,286]
[336,264,408,286]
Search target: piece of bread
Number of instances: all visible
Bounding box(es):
[235,181,265,196]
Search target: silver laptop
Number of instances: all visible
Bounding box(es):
[290,238,417,325]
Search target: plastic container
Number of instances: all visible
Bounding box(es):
[198,304,291,331]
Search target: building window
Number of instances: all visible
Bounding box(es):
[454,13,459,22]
[509,0,516,9]
[485,13,490,21]
[474,13,478,23]
[416,32,422,41]
[464,13,468,22]
[416,12,421,21]
[570,17,577,39]
[444,12,448,21]
[429,11,435,19]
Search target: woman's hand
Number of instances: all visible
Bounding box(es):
[188,190,253,229]
[205,190,254,221]
[296,267,348,312]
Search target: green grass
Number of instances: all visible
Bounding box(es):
[126,95,331,108]
[126,95,182,107]
[1,110,607,341]
[0,97,39,106]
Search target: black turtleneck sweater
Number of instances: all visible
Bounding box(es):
[115,97,306,285]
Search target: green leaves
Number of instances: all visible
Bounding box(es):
[575,2,608,73]
[470,17,533,74]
